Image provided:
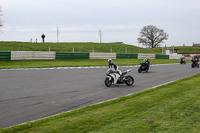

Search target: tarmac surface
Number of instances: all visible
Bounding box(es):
[0,63,199,128]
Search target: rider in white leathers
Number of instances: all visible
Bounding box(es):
[108,59,122,84]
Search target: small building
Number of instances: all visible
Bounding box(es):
[166,49,178,54]
[193,43,200,47]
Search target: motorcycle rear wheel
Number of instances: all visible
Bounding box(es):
[191,63,195,68]
[125,76,134,86]
[105,77,112,87]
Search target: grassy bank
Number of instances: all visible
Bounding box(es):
[0,59,180,69]
[1,41,198,54]
[0,42,150,53]
[174,46,200,54]
[1,73,200,132]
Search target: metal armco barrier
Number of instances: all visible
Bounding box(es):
[117,53,138,59]
[11,51,55,60]
[89,53,116,59]
[56,52,89,59]
[0,51,179,60]
[0,51,11,60]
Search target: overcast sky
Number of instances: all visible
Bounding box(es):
[0,0,200,46]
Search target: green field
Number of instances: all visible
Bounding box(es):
[0,41,199,54]
[1,73,200,133]
[0,59,180,69]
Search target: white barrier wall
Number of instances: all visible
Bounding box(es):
[89,53,116,59]
[11,51,56,60]
[168,53,192,59]
[168,53,181,59]
[185,57,192,60]
[138,53,155,59]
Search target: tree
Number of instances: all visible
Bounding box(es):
[98,29,103,43]
[137,25,168,48]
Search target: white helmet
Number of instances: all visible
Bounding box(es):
[108,59,112,65]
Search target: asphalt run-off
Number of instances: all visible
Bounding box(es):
[0,63,199,128]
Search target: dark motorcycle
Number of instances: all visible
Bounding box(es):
[105,69,134,87]
[138,62,150,73]
[180,58,186,64]
[191,59,199,68]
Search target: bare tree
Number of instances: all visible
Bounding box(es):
[137,25,169,48]
[0,5,3,31]
[98,29,103,43]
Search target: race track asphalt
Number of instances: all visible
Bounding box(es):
[0,63,199,128]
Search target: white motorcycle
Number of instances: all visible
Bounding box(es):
[105,69,134,87]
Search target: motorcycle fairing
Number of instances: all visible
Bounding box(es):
[109,73,120,84]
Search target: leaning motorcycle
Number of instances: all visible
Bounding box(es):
[191,59,199,68]
[138,62,150,73]
[180,58,186,64]
[105,69,134,87]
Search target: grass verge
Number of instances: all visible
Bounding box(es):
[0,59,180,69]
[1,73,200,133]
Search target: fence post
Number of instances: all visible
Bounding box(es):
[111,47,112,53]
[73,47,74,53]
[93,47,94,53]
[49,46,51,52]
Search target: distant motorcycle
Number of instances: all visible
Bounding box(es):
[138,62,150,73]
[105,69,134,87]
[180,58,186,64]
[191,59,199,68]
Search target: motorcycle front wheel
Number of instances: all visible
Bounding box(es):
[138,66,142,73]
[125,76,134,86]
[105,77,112,87]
